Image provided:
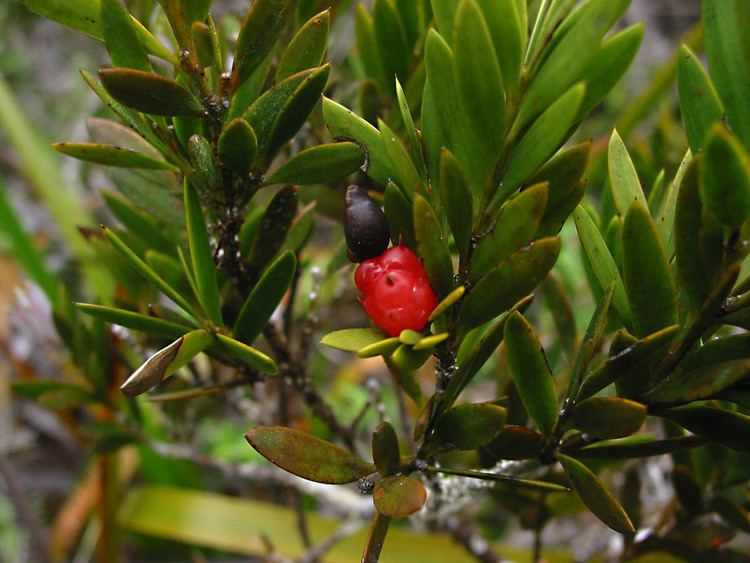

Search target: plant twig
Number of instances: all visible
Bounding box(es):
[298,517,364,563]
[361,512,391,563]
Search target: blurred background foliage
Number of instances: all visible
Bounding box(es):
[2,1,750,562]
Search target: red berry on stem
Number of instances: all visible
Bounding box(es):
[355,246,438,337]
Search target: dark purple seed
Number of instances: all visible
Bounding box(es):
[345,185,390,262]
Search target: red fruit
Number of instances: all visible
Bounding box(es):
[355,246,438,337]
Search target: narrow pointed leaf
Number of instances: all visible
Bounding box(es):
[121,329,214,395]
[659,405,750,454]
[573,206,631,327]
[247,186,298,272]
[320,328,388,352]
[53,142,177,171]
[678,45,724,153]
[497,83,585,204]
[577,23,643,119]
[568,398,646,439]
[413,194,453,297]
[644,359,750,405]
[267,143,365,185]
[276,9,330,81]
[218,119,258,178]
[245,426,375,484]
[559,454,635,533]
[355,4,387,91]
[471,183,548,282]
[453,0,505,185]
[103,227,198,317]
[436,403,506,450]
[215,334,277,373]
[504,312,558,436]
[608,129,647,216]
[372,421,400,476]
[184,180,223,326]
[703,0,750,147]
[76,303,191,339]
[322,97,393,186]
[526,141,591,213]
[373,0,410,88]
[99,69,205,116]
[379,119,422,197]
[234,251,296,344]
[413,333,450,351]
[440,149,473,261]
[357,337,401,359]
[429,286,466,321]
[374,476,427,518]
[476,0,523,95]
[232,0,296,90]
[101,0,151,72]
[461,238,560,331]
[700,124,750,228]
[621,200,677,337]
[395,79,426,180]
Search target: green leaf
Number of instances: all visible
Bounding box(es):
[425,466,570,492]
[246,186,298,272]
[192,21,221,72]
[577,324,680,400]
[484,425,546,460]
[79,71,176,161]
[440,149,473,262]
[184,179,223,326]
[453,0,505,187]
[0,180,57,303]
[659,405,750,454]
[703,0,750,147]
[355,5,387,91]
[384,182,416,249]
[537,180,585,238]
[374,476,427,518]
[424,29,482,194]
[504,312,559,436]
[320,328,389,352]
[373,0,410,88]
[99,69,205,117]
[187,134,219,197]
[540,273,577,357]
[53,142,177,171]
[644,360,750,405]
[234,251,297,344]
[218,118,258,178]
[413,333,450,351]
[573,205,631,327]
[266,64,330,160]
[276,9,330,81]
[436,403,507,450]
[700,124,750,228]
[621,199,677,337]
[526,141,591,214]
[76,303,191,339]
[101,0,151,72]
[413,194,453,297]
[372,421,400,476]
[120,329,214,396]
[245,426,375,484]
[682,333,750,371]
[563,283,614,405]
[103,227,198,317]
[471,183,548,283]
[608,129,647,216]
[232,0,296,90]
[495,83,585,206]
[567,398,646,439]
[430,0,459,43]
[460,238,560,331]
[267,143,365,185]
[675,158,713,313]
[11,381,92,406]
[380,121,423,200]
[475,0,523,96]
[322,97,393,186]
[215,334,278,373]
[395,79,427,181]
[515,0,617,129]
[678,45,724,153]
[558,454,635,534]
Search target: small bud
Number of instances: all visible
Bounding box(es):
[344,185,390,262]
